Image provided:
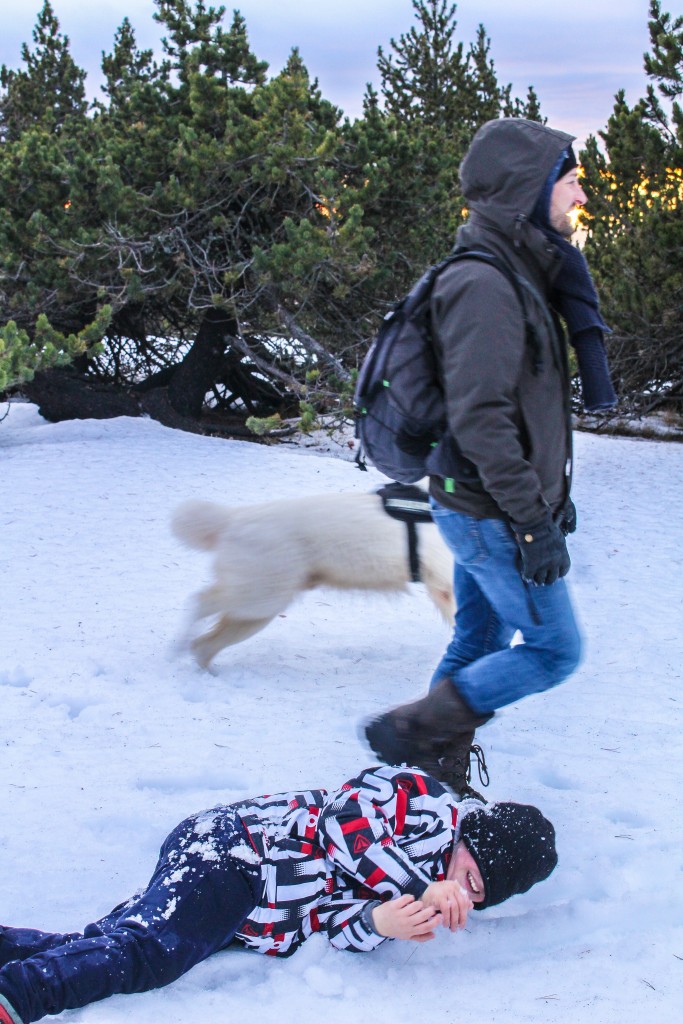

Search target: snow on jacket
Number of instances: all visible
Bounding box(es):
[234,765,465,956]
[427,118,575,526]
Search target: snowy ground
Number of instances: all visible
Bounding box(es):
[2,400,682,1024]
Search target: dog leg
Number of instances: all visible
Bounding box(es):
[193,585,227,622]
[192,616,274,668]
[418,533,456,622]
[425,581,456,622]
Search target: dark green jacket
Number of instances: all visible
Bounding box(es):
[428,118,575,526]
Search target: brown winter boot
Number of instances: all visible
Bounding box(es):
[364,677,493,774]
[428,734,490,801]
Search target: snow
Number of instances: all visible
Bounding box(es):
[2,399,682,1024]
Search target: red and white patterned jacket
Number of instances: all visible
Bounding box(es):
[235,764,467,956]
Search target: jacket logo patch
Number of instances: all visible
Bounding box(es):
[353,834,371,855]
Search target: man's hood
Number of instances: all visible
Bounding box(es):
[460,118,575,234]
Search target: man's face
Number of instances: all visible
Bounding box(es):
[446,839,486,903]
[549,168,587,238]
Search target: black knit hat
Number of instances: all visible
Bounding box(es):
[459,802,557,910]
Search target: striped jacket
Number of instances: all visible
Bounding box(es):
[235,764,466,956]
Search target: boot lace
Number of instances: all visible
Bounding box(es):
[437,744,489,788]
[468,744,490,788]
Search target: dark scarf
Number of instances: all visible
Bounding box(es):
[549,234,617,412]
[531,152,618,413]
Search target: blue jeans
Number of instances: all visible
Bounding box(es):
[0,807,261,1023]
[430,502,582,713]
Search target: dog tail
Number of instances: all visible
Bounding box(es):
[171,500,232,551]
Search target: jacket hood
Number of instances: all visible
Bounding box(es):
[460,118,575,234]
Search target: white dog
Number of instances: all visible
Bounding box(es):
[172,491,455,667]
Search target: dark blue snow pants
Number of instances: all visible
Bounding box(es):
[0,806,261,1023]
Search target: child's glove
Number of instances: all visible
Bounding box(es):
[513,514,570,586]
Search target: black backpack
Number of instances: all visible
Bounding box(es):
[353,249,537,483]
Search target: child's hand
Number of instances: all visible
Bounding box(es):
[371,894,441,942]
[420,880,473,931]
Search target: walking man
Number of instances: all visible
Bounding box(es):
[365,118,616,797]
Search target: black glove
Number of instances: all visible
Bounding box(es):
[556,496,577,536]
[513,514,571,586]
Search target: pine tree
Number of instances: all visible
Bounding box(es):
[581,1,683,415]
[1,2,370,425]
[345,0,542,304]
[98,17,163,113]
[1,0,545,430]
[377,0,472,128]
[0,0,87,141]
[0,309,111,392]
[0,2,108,378]
[154,1,267,103]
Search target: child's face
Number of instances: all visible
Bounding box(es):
[447,840,486,903]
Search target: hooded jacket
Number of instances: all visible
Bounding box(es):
[428,118,575,525]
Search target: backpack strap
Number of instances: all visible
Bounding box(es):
[447,248,543,375]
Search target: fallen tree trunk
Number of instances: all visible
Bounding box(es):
[19,307,290,433]
[21,367,210,435]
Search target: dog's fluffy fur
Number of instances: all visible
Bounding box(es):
[172,492,455,667]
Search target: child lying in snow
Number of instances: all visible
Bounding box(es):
[0,765,557,1023]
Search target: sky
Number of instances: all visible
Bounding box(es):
[2,398,682,1024]
[0,0,669,150]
